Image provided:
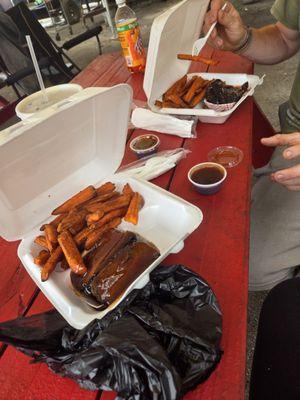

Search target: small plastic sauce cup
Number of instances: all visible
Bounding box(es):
[188,162,227,195]
[130,134,160,158]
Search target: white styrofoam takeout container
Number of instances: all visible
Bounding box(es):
[143,0,264,124]
[0,85,203,329]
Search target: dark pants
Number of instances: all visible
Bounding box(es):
[250,278,300,399]
[279,101,289,131]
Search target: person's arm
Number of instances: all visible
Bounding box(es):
[262,133,300,191]
[203,0,300,64]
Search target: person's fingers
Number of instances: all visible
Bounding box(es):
[206,27,224,49]
[273,164,300,183]
[203,17,216,36]
[261,133,300,147]
[204,0,232,33]
[217,3,239,26]
[284,185,300,191]
[283,144,300,160]
[209,0,227,22]
[210,28,218,40]
[275,177,300,186]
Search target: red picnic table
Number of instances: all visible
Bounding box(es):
[0,46,275,400]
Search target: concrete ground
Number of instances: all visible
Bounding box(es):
[1,0,298,397]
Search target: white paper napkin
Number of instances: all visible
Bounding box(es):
[131,108,195,138]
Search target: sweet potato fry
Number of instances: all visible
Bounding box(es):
[85,203,105,214]
[162,100,180,109]
[124,193,144,225]
[190,88,207,108]
[57,210,88,233]
[41,246,63,281]
[44,224,58,252]
[69,220,87,236]
[95,182,115,196]
[177,54,219,65]
[40,214,65,231]
[183,77,205,104]
[165,94,188,108]
[82,191,119,209]
[195,79,211,93]
[163,75,187,99]
[34,250,50,266]
[179,76,197,97]
[155,100,163,108]
[52,185,96,215]
[85,218,122,250]
[86,210,105,225]
[74,226,91,247]
[122,183,134,197]
[58,231,87,275]
[102,194,131,214]
[89,207,128,230]
[34,235,48,249]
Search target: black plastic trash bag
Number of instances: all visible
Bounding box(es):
[0,264,222,400]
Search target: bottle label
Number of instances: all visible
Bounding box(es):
[116,20,145,68]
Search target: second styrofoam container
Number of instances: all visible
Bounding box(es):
[0,85,203,329]
[155,72,264,124]
[143,0,264,124]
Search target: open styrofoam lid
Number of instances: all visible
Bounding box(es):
[143,0,210,106]
[0,85,132,241]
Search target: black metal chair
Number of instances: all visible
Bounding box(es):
[0,1,102,93]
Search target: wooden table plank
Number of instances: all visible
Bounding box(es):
[71,53,122,88]
[165,49,253,399]
[0,238,37,324]
[0,347,97,400]
[167,100,252,400]
[0,290,97,400]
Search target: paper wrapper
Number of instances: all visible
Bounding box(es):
[131,108,197,138]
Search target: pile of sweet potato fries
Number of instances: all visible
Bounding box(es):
[155,74,212,109]
[33,182,143,282]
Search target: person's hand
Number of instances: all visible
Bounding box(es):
[203,0,247,51]
[262,133,300,191]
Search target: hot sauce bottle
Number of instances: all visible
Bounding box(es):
[115,0,146,73]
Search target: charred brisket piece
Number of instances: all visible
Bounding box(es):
[71,230,136,295]
[83,231,136,286]
[205,79,249,104]
[91,241,160,308]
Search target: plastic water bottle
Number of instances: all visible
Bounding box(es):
[115,0,146,73]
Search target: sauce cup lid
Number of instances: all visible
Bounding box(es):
[207,146,243,168]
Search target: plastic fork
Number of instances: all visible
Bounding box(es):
[192,2,227,56]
